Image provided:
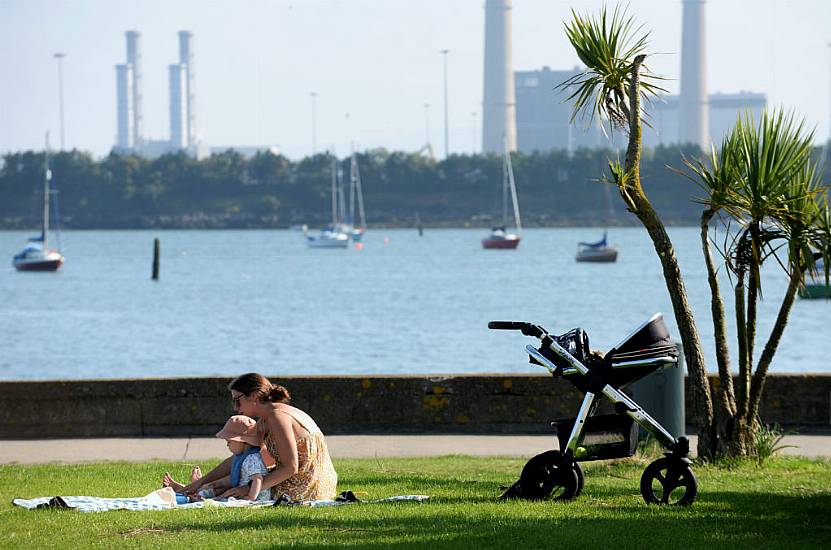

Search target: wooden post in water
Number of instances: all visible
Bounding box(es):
[152,238,160,280]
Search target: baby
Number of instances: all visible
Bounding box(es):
[165,415,271,502]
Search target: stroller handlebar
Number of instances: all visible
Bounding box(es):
[488,321,546,338]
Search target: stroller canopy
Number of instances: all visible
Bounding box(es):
[605,313,677,365]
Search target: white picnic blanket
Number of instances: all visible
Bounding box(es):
[12,488,429,513]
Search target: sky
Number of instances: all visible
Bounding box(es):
[1,0,829,159]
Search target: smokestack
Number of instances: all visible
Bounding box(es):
[125,31,143,146]
[169,64,187,149]
[115,64,134,150]
[178,31,196,147]
[679,0,708,150]
[482,0,516,153]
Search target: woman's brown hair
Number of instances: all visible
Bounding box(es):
[228,373,291,403]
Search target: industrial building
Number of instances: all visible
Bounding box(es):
[114,30,203,158]
[510,0,765,154]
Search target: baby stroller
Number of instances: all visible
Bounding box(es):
[490,313,698,506]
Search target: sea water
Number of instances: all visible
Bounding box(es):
[1,228,828,380]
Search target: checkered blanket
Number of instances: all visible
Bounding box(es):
[12,488,429,513]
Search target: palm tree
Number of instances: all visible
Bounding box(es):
[559,6,715,457]
[683,109,830,455]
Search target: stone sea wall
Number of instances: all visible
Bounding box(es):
[0,374,827,438]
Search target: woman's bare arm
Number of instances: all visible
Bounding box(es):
[259,410,300,491]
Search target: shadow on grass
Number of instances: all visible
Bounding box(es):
[170,491,831,548]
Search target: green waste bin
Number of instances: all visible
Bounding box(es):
[631,342,685,439]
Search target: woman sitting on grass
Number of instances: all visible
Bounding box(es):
[165,373,338,502]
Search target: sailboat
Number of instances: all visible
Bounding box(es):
[799,258,829,299]
[482,146,522,249]
[576,182,618,262]
[13,135,65,271]
[575,230,618,262]
[306,158,350,248]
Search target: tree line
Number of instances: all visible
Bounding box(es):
[1,145,827,229]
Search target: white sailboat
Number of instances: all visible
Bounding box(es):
[13,134,65,271]
[306,158,350,248]
[482,146,522,249]
[346,153,366,242]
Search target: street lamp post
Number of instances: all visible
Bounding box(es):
[54,53,66,150]
[471,111,477,154]
[423,103,431,146]
[310,92,318,155]
[440,49,449,158]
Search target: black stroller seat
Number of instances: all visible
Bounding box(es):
[556,313,678,389]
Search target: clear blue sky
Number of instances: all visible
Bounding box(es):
[1,0,829,159]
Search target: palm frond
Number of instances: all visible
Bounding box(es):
[558,5,666,130]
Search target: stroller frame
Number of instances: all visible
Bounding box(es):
[491,313,697,506]
[527,342,682,456]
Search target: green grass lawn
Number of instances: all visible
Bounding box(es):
[1,454,829,549]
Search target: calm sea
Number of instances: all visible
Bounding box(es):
[1,228,828,381]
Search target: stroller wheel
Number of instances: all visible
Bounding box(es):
[515,450,580,501]
[640,457,698,506]
[574,461,585,498]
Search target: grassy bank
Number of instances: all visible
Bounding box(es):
[1,455,829,549]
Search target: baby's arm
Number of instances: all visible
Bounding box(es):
[200,475,232,495]
[246,474,264,501]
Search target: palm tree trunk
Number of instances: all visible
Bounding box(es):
[700,210,737,453]
[623,54,715,458]
[745,225,762,406]
[747,264,803,424]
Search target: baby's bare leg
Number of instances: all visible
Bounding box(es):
[162,472,186,492]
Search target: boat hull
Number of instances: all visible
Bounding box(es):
[576,247,618,263]
[306,234,349,248]
[14,257,64,272]
[482,236,520,249]
[799,284,830,299]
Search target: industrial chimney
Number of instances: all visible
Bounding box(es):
[679,0,708,151]
[482,0,516,153]
[125,31,143,146]
[178,31,196,148]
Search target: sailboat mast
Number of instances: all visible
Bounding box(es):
[349,154,357,225]
[42,134,51,250]
[330,158,337,226]
[505,149,522,234]
[501,151,509,226]
[354,156,366,228]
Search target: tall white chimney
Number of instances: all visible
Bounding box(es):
[178,31,196,147]
[679,0,708,150]
[125,31,143,146]
[169,64,188,149]
[482,0,516,153]
[115,64,134,150]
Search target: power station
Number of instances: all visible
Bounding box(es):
[115,30,200,157]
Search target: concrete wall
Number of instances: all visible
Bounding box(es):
[0,374,828,438]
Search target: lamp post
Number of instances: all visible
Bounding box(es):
[423,103,431,146]
[471,111,478,154]
[310,91,318,155]
[440,49,449,158]
[54,53,66,150]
